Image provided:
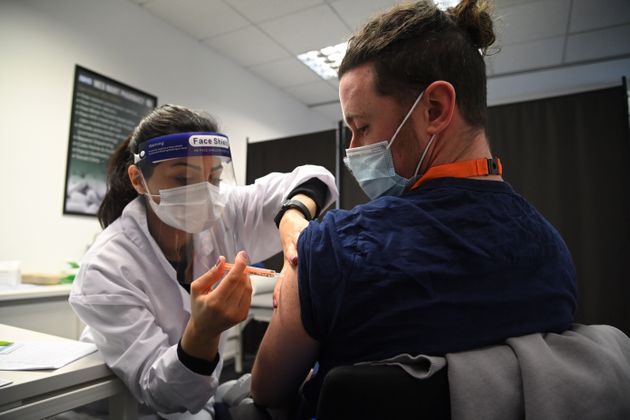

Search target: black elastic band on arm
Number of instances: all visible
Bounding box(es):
[177,339,220,376]
[286,178,329,218]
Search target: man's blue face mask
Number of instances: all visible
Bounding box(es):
[343,90,436,200]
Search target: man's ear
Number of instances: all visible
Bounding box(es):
[424,81,456,136]
[128,165,146,195]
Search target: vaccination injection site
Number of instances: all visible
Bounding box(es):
[1,0,630,419]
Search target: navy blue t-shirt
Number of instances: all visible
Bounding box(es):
[297,177,577,411]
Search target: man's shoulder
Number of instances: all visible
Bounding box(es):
[308,200,385,234]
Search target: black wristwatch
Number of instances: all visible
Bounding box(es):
[274,199,313,228]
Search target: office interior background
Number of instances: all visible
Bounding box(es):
[1,0,629,336]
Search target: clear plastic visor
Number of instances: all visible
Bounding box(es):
[132,133,240,283]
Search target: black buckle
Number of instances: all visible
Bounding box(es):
[487,158,500,175]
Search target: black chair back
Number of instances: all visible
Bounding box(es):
[315,364,450,420]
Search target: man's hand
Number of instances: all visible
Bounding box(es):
[272,263,291,310]
[181,251,253,360]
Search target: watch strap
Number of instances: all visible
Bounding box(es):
[274,199,312,228]
[284,178,328,219]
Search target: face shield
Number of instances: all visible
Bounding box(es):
[134,132,237,235]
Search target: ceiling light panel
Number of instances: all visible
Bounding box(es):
[297,41,348,80]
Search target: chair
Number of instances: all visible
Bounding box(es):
[315,363,451,420]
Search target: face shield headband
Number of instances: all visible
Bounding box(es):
[133,132,232,165]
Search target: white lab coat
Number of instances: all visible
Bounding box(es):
[69,165,337,419]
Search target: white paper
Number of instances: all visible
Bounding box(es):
[0,341,97,370]
[0,378,12,387]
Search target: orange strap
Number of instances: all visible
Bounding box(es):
[410,158,502,190]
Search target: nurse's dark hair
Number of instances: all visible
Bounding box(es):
[97,104,219,228]
[338,0,495,128]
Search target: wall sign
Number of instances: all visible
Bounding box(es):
[63,65,157,216]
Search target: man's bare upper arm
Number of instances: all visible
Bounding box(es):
[251,265,319,408]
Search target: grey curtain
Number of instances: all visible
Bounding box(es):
[486,84,630,335]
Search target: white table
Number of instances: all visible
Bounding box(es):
[0,323,137,420]
[230,292,275,374]
[250,292,274,323]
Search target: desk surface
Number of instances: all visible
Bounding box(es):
[0,284,72,302]
[250,292,274,323]
[0,323,110,404]
[0,323,135,419]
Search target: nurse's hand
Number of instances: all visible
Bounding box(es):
[181,251,252,361]
[278,193,315,266]
[272,265,287,311]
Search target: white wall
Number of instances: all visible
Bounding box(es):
[0,0,335,274]
[487,58,630,106]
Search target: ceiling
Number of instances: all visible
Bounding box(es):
[128,0,630,119]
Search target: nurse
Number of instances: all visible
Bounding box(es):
[69,104,337,419]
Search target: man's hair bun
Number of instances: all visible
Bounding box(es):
[446,0,496,53]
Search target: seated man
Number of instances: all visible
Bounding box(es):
[251,1,577,418]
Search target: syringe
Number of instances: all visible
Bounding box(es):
[223,263,277,278]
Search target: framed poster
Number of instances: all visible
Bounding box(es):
[63,65,157,216]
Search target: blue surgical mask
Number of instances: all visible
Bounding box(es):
[344,91,436,200]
